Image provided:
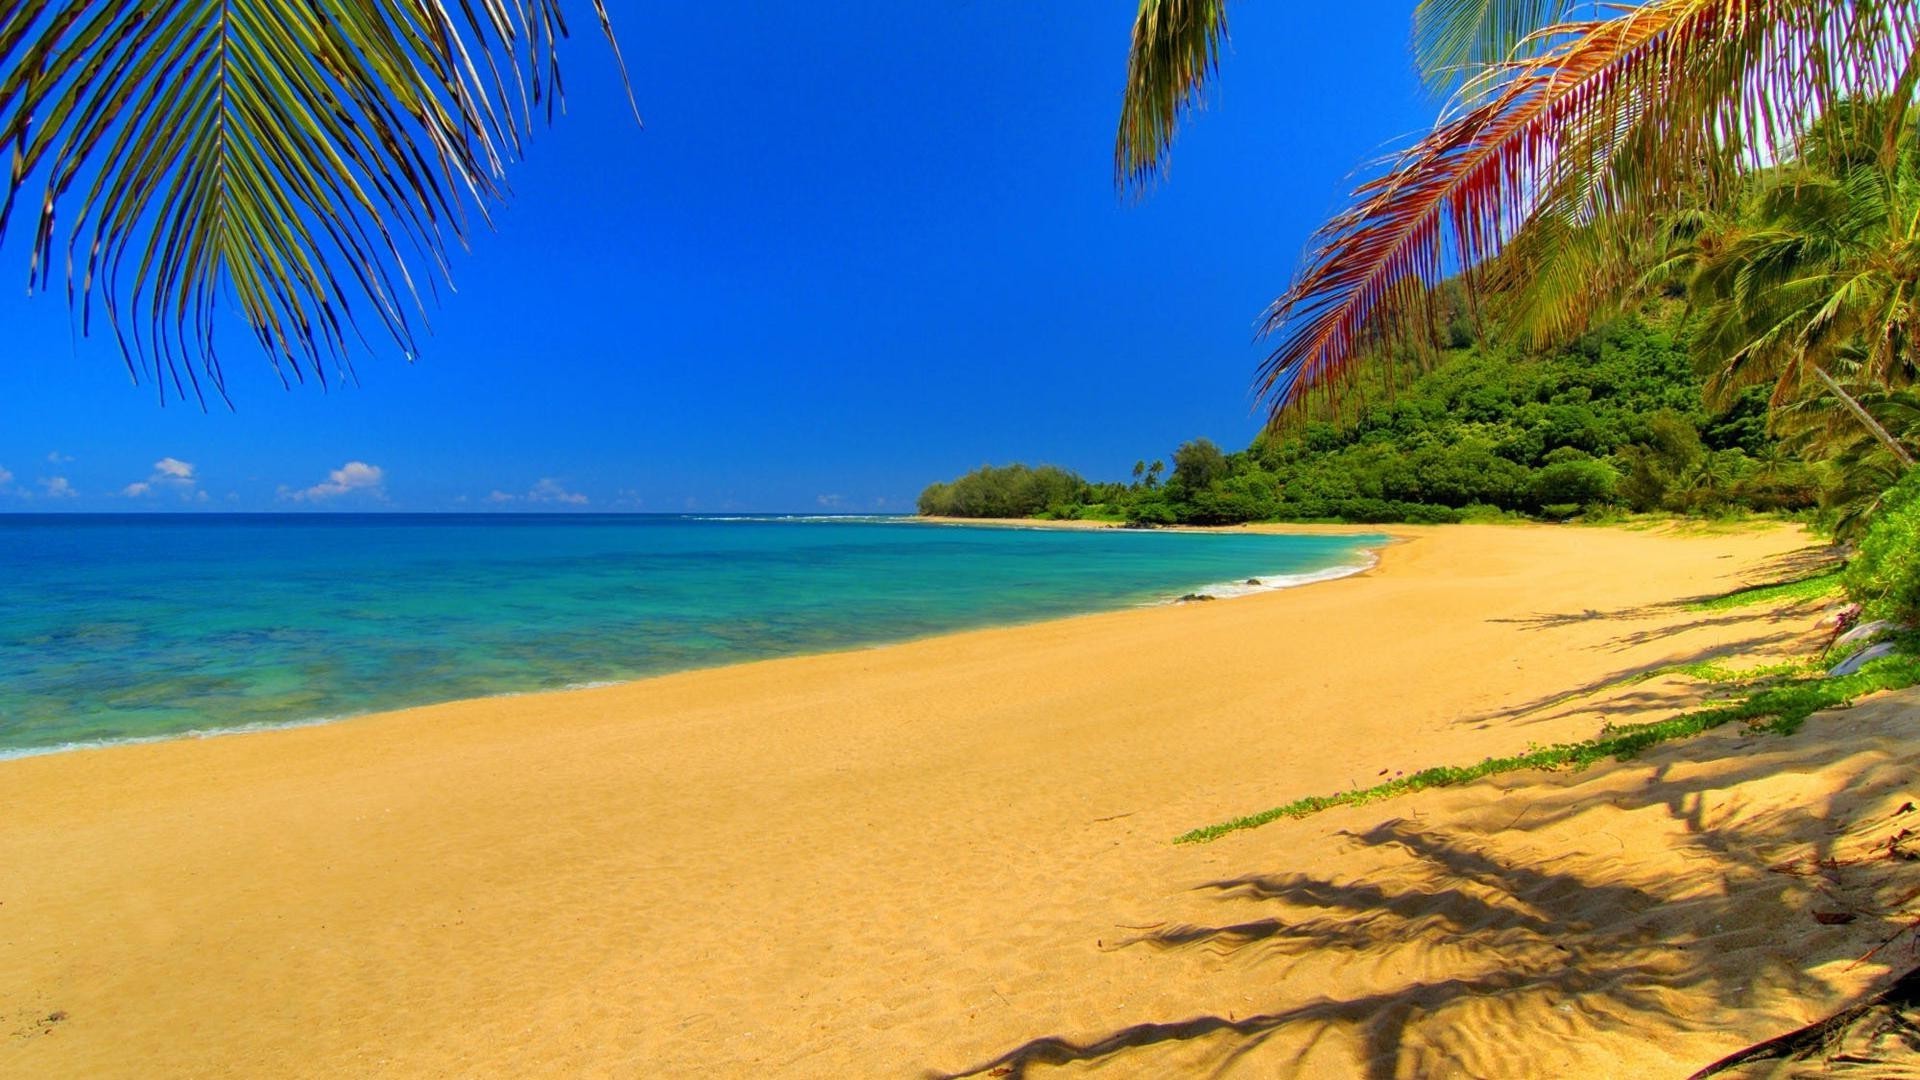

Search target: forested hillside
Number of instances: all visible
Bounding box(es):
[920,312,1821,526]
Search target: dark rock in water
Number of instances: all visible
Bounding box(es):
[1830,642,1898,677]
[1178,593,1216,603]
[1246,578,1263,586]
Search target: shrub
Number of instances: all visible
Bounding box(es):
[917,463,1085,518]
[1399,441,1531,506]
[1333,498,1406,523]
[1530,456,1618,508]
[1845,472,1920,623]
[1617,410,1704,511]
[1124,493,1179,527]
[1184,474,1280,524]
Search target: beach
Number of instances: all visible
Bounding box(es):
[3,521,1914,1077]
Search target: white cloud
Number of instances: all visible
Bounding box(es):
[527,478,588,506]
[42,477,76,498]
[0,466,12,488]
[286,461,385,501]
[816,493,847,508]
[45,451,73,464]
[122,456,200,499]
[486,490,516,504]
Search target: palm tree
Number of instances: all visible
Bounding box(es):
[1115,0,1920,419]
[1801,389,1920,535]
[1680,97,1920,467]
[1,1,630,403]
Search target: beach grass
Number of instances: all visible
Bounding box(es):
[1175,643,1920,844]
[1504,656,1820,721]
[1686,568,1847,611]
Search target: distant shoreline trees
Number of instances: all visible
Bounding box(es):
[916,464,1090,519]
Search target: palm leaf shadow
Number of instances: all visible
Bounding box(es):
[933,698,1920,1078]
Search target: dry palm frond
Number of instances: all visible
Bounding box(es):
[0,0,631,404]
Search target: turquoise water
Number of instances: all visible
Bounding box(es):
[0,514,1384,756]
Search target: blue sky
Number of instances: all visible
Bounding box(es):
[0,2,1436,512]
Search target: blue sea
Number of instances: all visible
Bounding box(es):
[0,514,1384,757]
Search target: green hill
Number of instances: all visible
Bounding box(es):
[918,312,1822,526]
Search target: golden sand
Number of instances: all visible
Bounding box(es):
[3,522,1915,1077]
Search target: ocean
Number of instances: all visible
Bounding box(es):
[0,514,1385,756]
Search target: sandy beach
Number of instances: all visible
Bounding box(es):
[4,522,1916,1078]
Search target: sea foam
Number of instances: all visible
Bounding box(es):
[1171,550,1380,602]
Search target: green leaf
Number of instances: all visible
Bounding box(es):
[0,0,632,404]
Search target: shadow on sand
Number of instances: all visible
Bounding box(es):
[1484,542,1843,635]
[931,694,1920,1079]
[1460,548,1840,734]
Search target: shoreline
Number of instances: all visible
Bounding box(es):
[6,520,1905,1078]
[912,513,1421,537]
[0,520,1399,764]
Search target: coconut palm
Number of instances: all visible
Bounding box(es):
[1116,0,1920,419]
[1772,387,1920,533]
[0,1,629,403]
[1680,96,1920,467]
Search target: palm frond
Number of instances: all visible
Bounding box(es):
[1115,0,1578,187]
[1480,100,1738,348]
[1412,0,1567,86]
[1480,202,1689,348]
[0,0,630,404]
[1115,0,1229,191]
[1255,0,1920,419]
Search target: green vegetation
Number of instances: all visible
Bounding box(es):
[3,1,630,400]
[920,313,1825,527]
[1846,472,1920,624]
[1175,641,1920,844]
[1104,7,1920,540]
[1507,656,1823,721]
[932,101,1920,533]
[1686,569,1847,612]
[916,464,1088,519]
[1114,3,1920,423]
